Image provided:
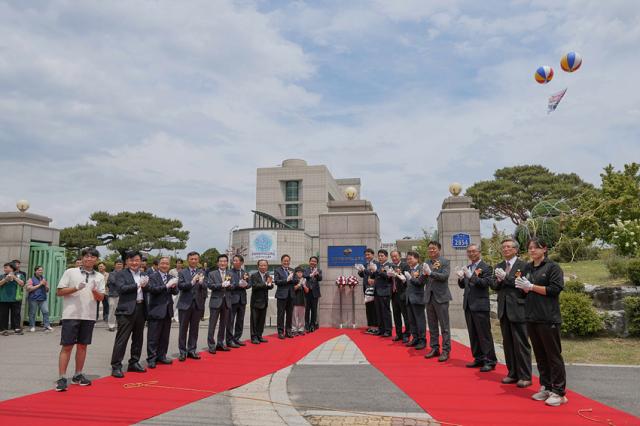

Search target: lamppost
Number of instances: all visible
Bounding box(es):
[227,225,239,256]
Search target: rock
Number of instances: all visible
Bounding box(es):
[600,309,628,337]
[584,285,640,310]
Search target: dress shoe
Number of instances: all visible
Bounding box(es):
[259,337,268,343]
[517,379,532,388]
[286,332,294,338]
[158,357,173,365]
[402,336,409,344]
[466,360,484,368]
[235,340,246,347]
[480,364,496,372]
[381,332,392,337]
[127,362,147,373]
[438,352,449,362]
[147,361,157,369]
[227,341,240,349]
[216,344,230,352]
[187,351,201,360]
[502,376,518,384]
[178,354,187,362]
[414,340,426,350]
[298,331,306,336]
[251,338,260,344]
[111,368,124,379]
[208,348,217,355]
[278,333,285,339]
[407,338,419,347]
[424,349,440,359]
[392,336,402,342]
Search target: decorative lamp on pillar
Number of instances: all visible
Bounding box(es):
[344,186,358,200]
[16,199,30,212]
[448,183,462,197]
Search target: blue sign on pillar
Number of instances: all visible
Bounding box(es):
[451,233,471,250]
[327,245,366,267]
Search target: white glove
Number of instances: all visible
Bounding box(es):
[222,280,231,288]
[397,272,406,282]
[368,263,377,273]
[386,268,395,278]
[287,272,294,282]
[456,269,464,279]
[239,279,248,288]
[76,282,86,290]
[403,271,412,281]
[494,268,506,281]
[169,270,179,278]
[515,276,533,291]
[167,277,179,288]
[354,264,365,272]
[140,276,149,287]
[422,263,431,275]
[463,267,472,279]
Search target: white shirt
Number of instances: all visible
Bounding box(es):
[57,267,106,321]
[130,269,143,301]
[505,256,517,272]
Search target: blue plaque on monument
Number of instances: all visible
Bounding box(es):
[327,245,366,267]
[451,233,471,250]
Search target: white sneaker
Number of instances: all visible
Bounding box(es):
[531,386,551,401]
[545,392,568,406]
[29,327,36,332]
[45,326,53,331]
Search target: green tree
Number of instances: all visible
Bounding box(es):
[481,224,511,266]
[60,211,189,261]
[201,247,221,269]
[465,165,594,225]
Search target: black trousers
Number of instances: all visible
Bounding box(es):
[365,300,378,327]
[276,297,293,334]
[207,303,230,349]
[426,300,451,353]
[528,322,566,396]
[391,292,409,337]
[375,295,392,334]
[500,317,532,380]
[111,303,146,369]
[0,301,22,331]
[464,309,497,365]
[407,302,426,340]
[96,298,109,321]
[147,315,172,362]
[178,303,203,354]
[228,302,246,342]
[304,294,319,330]
[250,305,267,338]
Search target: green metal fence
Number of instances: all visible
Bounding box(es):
[26,243,67,324]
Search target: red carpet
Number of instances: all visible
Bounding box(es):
[347,329,640,426]
[0,328,342,425]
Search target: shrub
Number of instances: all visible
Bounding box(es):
[560,292,603,337]
[606,256,629,279]
[564,279,585,293]
[627,259,640,285]
[552,238,601,263]
[624,296,640,337]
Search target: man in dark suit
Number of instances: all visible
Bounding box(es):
[389,250,409,343]
[206,254,233,353]
[146,257,179,368]
[250,259,274,344]
[491,238,532,387]
[356,249,378,334]
[177,251,207,361]
[457,244,497,372]
[402,251,427,350]
[423,241,452,362]
[303,256,322,332]
[372,249,394,338]
[228,255,250,347]
[111,250,149,378]
[274,254,295,339]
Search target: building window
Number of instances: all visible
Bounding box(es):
[286,204,299,217]
[285,181,300,201]
[285,219,300,229]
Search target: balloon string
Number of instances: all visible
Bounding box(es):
[577,408,616,425]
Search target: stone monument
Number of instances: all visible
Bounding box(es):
[436,184,481,328]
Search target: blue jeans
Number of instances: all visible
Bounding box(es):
[28,299,50,328]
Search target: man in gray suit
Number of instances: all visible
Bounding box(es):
[423,241,452,362]
[402,251,427,350]
[491,238,532,388]
[205,254,233,354]
[176,251,207,361]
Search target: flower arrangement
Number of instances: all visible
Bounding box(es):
[335,275,347,289]
[346,275,358,288]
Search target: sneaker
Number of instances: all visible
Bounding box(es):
[55,378,68,392]
[71,373,92,386]
[531,386,551,401]
[45,326,53,331]
[29,327,36,332]
[545,392,568,407]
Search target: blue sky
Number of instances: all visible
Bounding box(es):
[1,0,639,254]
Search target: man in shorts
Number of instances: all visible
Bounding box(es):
[55,247,105,392]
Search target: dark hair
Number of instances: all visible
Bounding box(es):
[81,247,100,258]
[281,254,290,261]
[216,254,228,262]
[3,262,16,271]
[406,250,420,260]
[97,262,105,266]
[187,251,199,258]
[377,249,388,256]
[528,237,548,250]
[115,259,124,265]
[11,259,20,264]
[428,240,441,250]
[294,266,303,273]
[233,254,244,262]
[152,259,159,266]
[34,265,43,270]
[365,248,375,255]
[257,259,269,266]
[176,258,184,263]
[125,250,142,260]
[141,255,148,262]
[309,256,319,263]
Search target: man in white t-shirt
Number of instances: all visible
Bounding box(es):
[55,248,105,392]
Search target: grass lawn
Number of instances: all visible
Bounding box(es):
[491,320,640,365]
[558,259,629,286]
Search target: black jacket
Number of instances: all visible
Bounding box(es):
[115,268,148,316]
[177,268,208,311]
[357,262,375,294]
[371,261,393,297]
[107,271,120,297]
[205,269,233,309]
[293,277,306,306]
[390,261,408,296]
[405,264,426,305]
[147,271,179,320]
[274,266,295,300]
[229,268,250,305]
[303,267,322,298]
[523,258,564,324]
[250,272,273,309]
[458,260,493,312]
[490,258,528,322]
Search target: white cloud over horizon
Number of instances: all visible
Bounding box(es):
[1,0,639,254]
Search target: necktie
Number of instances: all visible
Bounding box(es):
[505,261,512,275]
[162,273,168,283]
[191,269,196,278]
